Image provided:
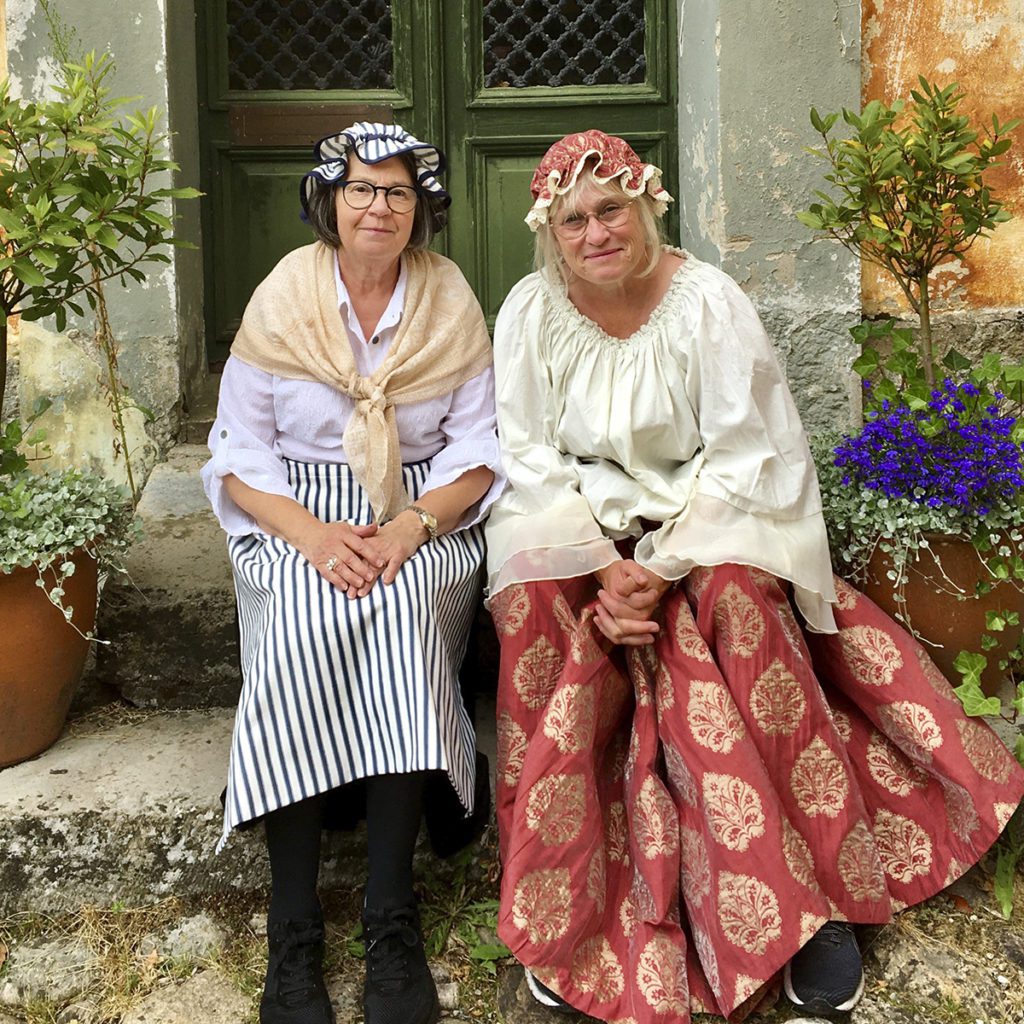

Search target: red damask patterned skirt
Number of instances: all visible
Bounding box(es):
[492,565,1024,1024]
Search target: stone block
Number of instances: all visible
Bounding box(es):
[0,938,98,1006]
[93,444,241,708]
[120,970,248,1024]
[0,708,364,914]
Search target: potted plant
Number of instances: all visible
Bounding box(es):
[0,50,198,766]
[798,77,1024,915]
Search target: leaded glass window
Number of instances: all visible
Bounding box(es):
[227,0,394,91]
[484,0,647,89]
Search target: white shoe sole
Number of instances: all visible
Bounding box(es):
[784,961,865,1014]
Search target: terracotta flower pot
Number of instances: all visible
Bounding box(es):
[863,533,1024,697]
[0,550,98,767]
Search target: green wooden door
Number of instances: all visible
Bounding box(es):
[198,0,676,361]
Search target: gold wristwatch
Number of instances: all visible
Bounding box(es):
[408,504,438,541]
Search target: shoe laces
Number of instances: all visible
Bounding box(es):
[268,923,324,1008]
[365,907,420,993]
[816,921,853,948]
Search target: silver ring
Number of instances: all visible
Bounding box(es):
[325,555,339,572]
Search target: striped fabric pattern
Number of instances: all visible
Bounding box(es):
[301,121,450,217]
[220,458,484,850]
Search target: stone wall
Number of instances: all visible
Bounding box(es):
[677,0,863,433]
[862,0,1024,362]
[3,0,205,448]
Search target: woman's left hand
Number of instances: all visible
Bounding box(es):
[365,510,427,585]
[594,559,671,645]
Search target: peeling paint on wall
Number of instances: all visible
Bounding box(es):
[863,0,1024,311]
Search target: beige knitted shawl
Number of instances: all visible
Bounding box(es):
[231,242,492,522]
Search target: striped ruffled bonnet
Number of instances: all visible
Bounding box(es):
[300,121,450,219]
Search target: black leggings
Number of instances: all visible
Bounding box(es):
[264,772,427,923]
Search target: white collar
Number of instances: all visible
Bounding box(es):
[333,254,407,343]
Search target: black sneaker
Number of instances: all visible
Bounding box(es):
[525,969,577,1015]
[362,902,440,1024]
[259,918,335,1024]
[784,921,865,1017]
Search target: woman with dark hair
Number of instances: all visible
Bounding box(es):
[485,130,1024,1023]
[201,122,504,1024]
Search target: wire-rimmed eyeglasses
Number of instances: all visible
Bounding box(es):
[338,180,420,214]
[552,201,634,239]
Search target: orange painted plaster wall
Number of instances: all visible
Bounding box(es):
[862,0,1024,313]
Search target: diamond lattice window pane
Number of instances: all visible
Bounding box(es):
[227,0,394,91]
[484,0,647,89]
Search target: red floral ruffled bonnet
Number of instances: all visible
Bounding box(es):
[525,129,673,232]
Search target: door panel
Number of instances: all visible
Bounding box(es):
[446,0,678,325]
[198,0,676,358]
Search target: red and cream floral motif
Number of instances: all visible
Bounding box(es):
[833,576,860,610]
[790,737,849,818]
[749,659,806,736]
[635,776,679,859]
[957,718,1015,783]
[654,662,675,722]
[829,707,853,743]
[873,809,933,883]
[944,857,969,887]
[511,868,573,943]
[994,801,1017,831]
[688,680,745,753]
[628,648,654,708]
[571,936,625,1003]
[942,782,980,841]
[586,846,606,912]
[513,635,562,709]
[553,593,603,665]
[599,671,631,733]
[703,773,766,852]
[838,625,903,686]
[679,826,712,904]
[497,711,528,787]
[837,820,887,902]
[526,773,586,846]
[717,872,782,955]
[630,872,658,922]
[618,894,637,937]
[914,647,958,702]
[777,604,807,658]
[691,925,721,1001]
[674,603,713,662]
[687,565,716,603]
[636,934,688,1014]
[866,731,930,796]
[878,701,943,764]
[799,912,829,946]
[663,742,697,805]
[782,819,817,889]
[713,582,766,658]
[733,974,763,1007]
[605,801,629,863]
[491,583,530,636]
[543,682,597,754]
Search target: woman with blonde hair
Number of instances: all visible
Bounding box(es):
[486,129,1024,1023]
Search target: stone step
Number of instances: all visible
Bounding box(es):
[92,443,241,708]
[0,698,497,915]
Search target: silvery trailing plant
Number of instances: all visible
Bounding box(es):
[0,47,197,630]
[799,79,1024,914]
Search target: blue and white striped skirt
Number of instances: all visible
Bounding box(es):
[219,458,485,849]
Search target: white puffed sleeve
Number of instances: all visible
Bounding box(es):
[420,366,506,531]
[633,268,838,631]
[199,356,295,536]
[485,275,618,597]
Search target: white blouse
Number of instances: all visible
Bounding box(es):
[202,256,505,536]
[485,250,838,633]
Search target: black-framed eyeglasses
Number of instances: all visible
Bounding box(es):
[553,201,634,239]
[338,179,420,214]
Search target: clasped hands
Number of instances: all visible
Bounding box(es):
[594,559,671,646]
[299,513,425,599]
